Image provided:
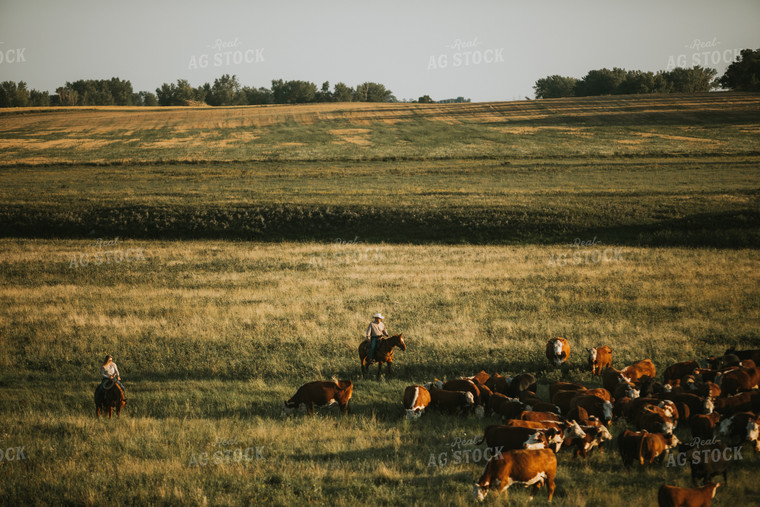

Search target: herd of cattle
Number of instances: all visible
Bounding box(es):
[281,338,760,505]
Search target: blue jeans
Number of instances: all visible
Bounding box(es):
[98,378,126,396]
[369,336,378,360]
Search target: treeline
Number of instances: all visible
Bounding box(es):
[534,49,760,98]
[534,66,718,99]
[155,76,396,106]
[0,75,399,107]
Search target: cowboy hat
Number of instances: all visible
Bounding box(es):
[372,313,384,319]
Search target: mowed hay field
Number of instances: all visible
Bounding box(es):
[1,94,760,505]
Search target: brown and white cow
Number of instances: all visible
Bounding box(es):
[472,448,557,502]
[621,359,657,384]
[717,411,760,452]
[546,337,570,367]
[477,425,564,452]
[588,345,613,375]
[442,378,485,416]
[639,431,680,465]
[281,380,353,417]
[657,483,720,507]
[572,425,613,458]
[637,405,676,434]
[402,385,431,420]
[428,387,475,415]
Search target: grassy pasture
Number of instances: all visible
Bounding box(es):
[0,94,759,505]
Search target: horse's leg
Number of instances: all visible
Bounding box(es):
[377,361,382,380]
[387,361,393,378]
[108,406,113,418]
[307,402,314,416]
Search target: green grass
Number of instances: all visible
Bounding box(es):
[1,240,759,505]
[1,94,759,505]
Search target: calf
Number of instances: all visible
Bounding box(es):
[657,483,720,507]
[281,380,353,417]
[428,387,475,415]
[572,425,613,458]
[505,419,586,452]
[472,448,557,502]
[402,385,431,420]
[485,373,509,395]
[621,359,656,384]
[588,345,613,375]
[585,388,613,402]
[546,337,570,367]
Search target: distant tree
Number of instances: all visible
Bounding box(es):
[137,91,157,106]
[242,86,273,105]
[574,68,627,96]
[418,95,434,103]
[0,81,29,107]
[332,82,353,102]
[664,66,717,93]
[29,89,50,107]
[354,82,394,102]
[315,81,333,102]
[718,48,760,91]
[207,74,243,106]
[156,79,197,106]
[533,75,578,98]
[56,86,79,106]
[271,79,317,103]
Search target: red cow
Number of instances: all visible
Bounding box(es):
[281,380,353,417]
[472,448,557,502]
[588,345,613,375]
[657,483,720,507]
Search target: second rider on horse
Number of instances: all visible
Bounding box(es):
[365,313,389,363]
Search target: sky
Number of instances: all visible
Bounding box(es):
[0,0,758,102]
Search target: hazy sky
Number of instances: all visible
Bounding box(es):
[1,0,758,102]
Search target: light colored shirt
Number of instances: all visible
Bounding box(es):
[366,321,388,339]
[101,362,120,379]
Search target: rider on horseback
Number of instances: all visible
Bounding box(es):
[97,354,126,398]
[365,313,389,363]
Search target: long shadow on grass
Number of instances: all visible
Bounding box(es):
[2,205,758,248]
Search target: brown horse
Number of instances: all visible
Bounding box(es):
[95,380,126,418]
[358,333,406,379]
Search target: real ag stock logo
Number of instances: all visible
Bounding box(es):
[427,37,504,70]
[0,42,26,64]
[188,37,264,70]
